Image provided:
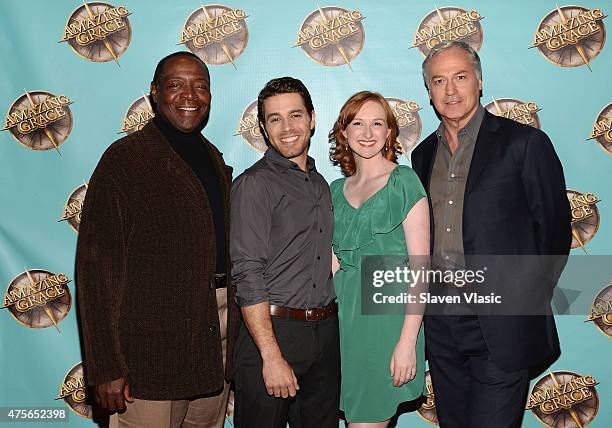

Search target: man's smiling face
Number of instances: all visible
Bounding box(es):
[150,56,211,133]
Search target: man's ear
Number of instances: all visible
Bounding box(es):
[150,82,158,104]
[259,121,268,139]
[310,110,316,131]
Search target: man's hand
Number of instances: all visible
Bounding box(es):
[262,354,299,398]
[390,340,417,387]
[94,377,134,412]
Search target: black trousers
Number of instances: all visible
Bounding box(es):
[425,315,530,428]
[233,314,340,428]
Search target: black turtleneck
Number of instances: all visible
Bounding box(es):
[154,115,227,273]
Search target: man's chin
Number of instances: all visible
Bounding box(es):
[279,149,305,160]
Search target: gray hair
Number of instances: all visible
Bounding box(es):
[421,41,482,89]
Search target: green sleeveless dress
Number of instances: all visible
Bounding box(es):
[331,165,427,422]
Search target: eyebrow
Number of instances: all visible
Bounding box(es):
[163,75,209,83]
[266,108,306,119]
[431,70,470,78]
[352,116,386,121]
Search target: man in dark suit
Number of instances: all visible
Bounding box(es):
[411,41,571,428]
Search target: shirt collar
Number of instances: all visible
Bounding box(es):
[264,146,317,173]
[436,103,485,144]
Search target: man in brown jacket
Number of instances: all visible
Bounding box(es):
[76,52,238,428]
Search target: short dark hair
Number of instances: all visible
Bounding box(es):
[257,77,314,126]
[152,51,209,85]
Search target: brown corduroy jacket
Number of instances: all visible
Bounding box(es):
[76,122,239,400]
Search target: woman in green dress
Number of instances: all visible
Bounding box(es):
[329,91,430,427]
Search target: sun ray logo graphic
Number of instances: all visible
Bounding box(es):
[416,370,438,425]
[586,284,612,338]
[3,90,73,155]
[531,6,607,71]
[120,94,155,134]
[59,182,88,232]
[588,103,612,155]
[413,6,484,56]
[567,190,601,254]
[526,371,599,428]
[295,5,365,70]
[385,97,423,156]
[60,2,132,65]
[484,98,542,129]
[2,269,71,331]
[235,100,266,153]
[56,362,92,419]
[180,4,249,68]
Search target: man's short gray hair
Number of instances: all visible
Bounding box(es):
[421,41,482,89]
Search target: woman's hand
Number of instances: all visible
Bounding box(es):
[390,339,417,387]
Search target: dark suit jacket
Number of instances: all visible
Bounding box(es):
[411,110,571,372]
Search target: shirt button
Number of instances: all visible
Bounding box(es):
[305,177,309,181]
[448,200,453,205]
[317,256,321,260]
[445,255,450,260]
[319,228,323,233]
[208,324,216,332]
[312,283,317,288]
[450,173,456,178]
[446,227,451,232]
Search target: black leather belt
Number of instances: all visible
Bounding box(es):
[211,273,227,289]
[270,301,338,321]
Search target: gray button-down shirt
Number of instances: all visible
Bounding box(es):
[231,147,335,309]
[430,104,484,269]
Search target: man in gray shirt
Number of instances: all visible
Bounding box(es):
[230,77,339,428]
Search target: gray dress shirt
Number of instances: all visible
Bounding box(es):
[231,147,335,309]
[430,105,484,269]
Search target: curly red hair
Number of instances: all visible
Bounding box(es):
[329,91,401,177]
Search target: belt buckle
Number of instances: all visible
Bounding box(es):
[305,308,315,321]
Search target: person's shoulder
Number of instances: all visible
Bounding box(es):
[411,130,437,157]
[232,157,274,191]
[310,168,331,187]
[95,133,139,169]
[393,164,423,185]
[329,176,346,193]
[102,122,158,159]
[330,176,345,187]
[489,111,548,142]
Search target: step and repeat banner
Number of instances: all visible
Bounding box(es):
[1,1,610,427]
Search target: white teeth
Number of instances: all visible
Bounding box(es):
[281,136,299,143]
[179,107,197,111]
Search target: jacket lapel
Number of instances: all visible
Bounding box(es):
[202,137,232,242]
[465,111,502,195]
[420,134,439,192]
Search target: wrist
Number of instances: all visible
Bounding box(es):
[260,346,283,362]
[397,335,417,346]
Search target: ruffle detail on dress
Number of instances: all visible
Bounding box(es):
[332,166,426,268]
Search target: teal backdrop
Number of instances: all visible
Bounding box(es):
[1,1,610,427]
